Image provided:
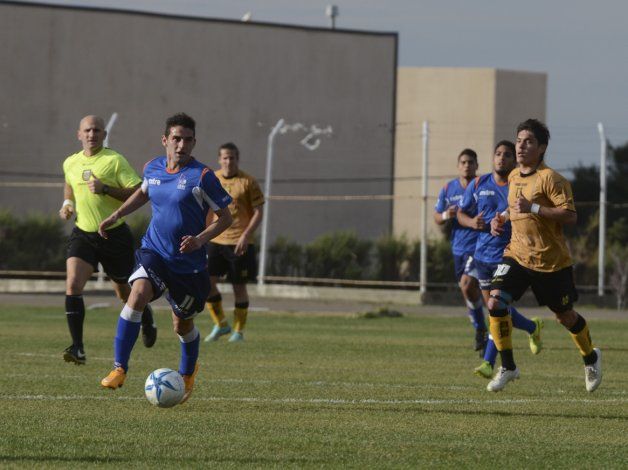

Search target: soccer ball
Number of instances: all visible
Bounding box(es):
[144,368,185,408]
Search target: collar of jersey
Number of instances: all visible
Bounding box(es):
[80,147,106,158]
[519,161,546,178]
[220,169,241,180]
[165,157,195,174]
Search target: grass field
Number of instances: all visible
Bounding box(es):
[1,305,627,468]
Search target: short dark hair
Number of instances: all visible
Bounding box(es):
[219,142,239,157]
[164,113,196,137]
[458,148,478,162]
[494,140,515,156]
[517,118,550,147]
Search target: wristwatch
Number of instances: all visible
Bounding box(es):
[102,184,110,195]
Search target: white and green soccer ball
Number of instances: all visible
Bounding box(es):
[144,368,185,408]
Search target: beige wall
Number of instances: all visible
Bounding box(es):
[393,67,546,240]
[0,3,396,244]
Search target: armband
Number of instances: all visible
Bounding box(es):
[531,203,540,215]
[62,199,74,208]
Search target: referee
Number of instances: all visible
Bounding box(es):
[59,115,156,364]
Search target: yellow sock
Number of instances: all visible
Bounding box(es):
[489,314,513,351]
[207,300,228,327]
[233,306,248,333]
[570,322,594,357]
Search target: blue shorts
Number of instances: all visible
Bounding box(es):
[453,252,474,282]
[129,248,210,319]
[473,259,498,291]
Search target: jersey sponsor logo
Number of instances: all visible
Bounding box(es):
[82,169,92,181]
[177,175,187,190]
[479,190,495,196]
[148,178,161,186]
[494,264,510,276]
[498,320,510,338]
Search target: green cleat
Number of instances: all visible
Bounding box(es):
[474,360,493,379]
[529,317,544,355]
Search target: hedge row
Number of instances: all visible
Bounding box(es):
[0,209,453,282]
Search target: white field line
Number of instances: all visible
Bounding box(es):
[1,394,627,406]
[10,355,628,396]
[6,373,627,397]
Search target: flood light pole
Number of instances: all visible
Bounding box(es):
[326,5,338,29]
[597,122,607,297]
[258,118,285,287]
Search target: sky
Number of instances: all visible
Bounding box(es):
[11,0,628,171]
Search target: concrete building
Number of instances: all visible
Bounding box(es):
[393,67,547,240]
[0,1,397,244]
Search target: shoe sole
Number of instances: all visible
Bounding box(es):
[141,324,158,348]
[101,382,124,389]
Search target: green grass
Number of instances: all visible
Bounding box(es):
[1,306,627,468]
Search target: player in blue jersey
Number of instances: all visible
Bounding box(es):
[457,141,544,379]
[434,149,487,355]
[98,113,233,404]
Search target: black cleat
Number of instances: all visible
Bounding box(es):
[63,345,86,365]
[141,304,157,348]
[474,329,487,357]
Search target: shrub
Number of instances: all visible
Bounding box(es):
[0,209,66,270]
[375,234,410,281]
[268,236,303,277]
[304,231,373,279]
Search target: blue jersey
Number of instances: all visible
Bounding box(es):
[141,156,232,274]
[434,178,477,256]
[458,173,511,264]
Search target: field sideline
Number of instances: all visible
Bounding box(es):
[1,302,627,468]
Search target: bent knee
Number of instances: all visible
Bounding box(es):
[172,320,194,337]
[553,309,577,328]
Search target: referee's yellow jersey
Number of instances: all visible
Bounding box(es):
[63,147,141,232]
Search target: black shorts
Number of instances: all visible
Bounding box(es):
[491,257,578,312]
[207,242,257,284]
[66,223,135,284]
